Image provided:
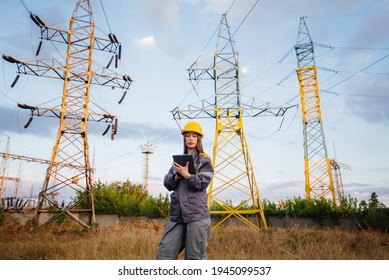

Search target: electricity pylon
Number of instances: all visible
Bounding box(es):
[294,17,336,203]
[141,142,156,194]
[0,147,90,206]
[0,137,21,201]
[3,0,132,228]
[330,159,344,205]
[172,14,289,231]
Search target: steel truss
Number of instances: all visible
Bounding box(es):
[295,17,335,203]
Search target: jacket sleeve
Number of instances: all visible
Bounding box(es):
[187,155,214,191]
[163,166,179,191]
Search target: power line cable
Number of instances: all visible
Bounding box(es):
[99,0,112,33]
[191,0,261,74]
[0,89,19,104]
[191,0,237,65]
[19,0,31,14]
[306,12,389,19]
[315,43,389,51]
[317,65,389,76]
[231,0,260,38]
[225,0,238,14]
[321,89,389,99]
[325,53,389,91]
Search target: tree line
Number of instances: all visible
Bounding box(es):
[1,180,387,231]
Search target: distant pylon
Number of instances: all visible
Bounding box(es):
[0,150,74,208]
[330,159,344,205]
[141,142,156,194]
[0,137,11,200]
[3,0,132,228]
[0,137,21,201]
[294,17,336,203]
[172,14,290,231]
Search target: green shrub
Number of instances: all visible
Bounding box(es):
[155,193,170,218]
[265,192,388,231]
[337,195,359,217]
[359,192,389,231]
[74,180,169,218]
[139,197,158,218]
[74,179,388,231]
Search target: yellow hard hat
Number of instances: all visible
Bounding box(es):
[181,121,203,138]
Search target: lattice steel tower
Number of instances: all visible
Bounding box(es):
[172,14,289,231]
[294,17,335,203]
[330,159,344,205]
[0,137,21,201]
[3,0,132,228]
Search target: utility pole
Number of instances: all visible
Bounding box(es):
[295,17,336,204]
[141,142,156,194]
[3,0,132,228]
[172,14,290,231]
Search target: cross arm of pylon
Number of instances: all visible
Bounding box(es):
[0,152,88,171]
[171,95,292,120]
[2,55,132,91]
[30,13,121,54]
[17,103,116,123]
[0,176,20,183]
[17,103,117,136]
[39,27,121,54]
[171,97,217,119]
[90,70,133,90]
[240,95,290,117]
[2,55,64,79]
[187,63,214,81]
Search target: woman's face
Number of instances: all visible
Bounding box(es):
[184,132,198,151]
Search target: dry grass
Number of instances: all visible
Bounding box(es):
[0,217,388,260]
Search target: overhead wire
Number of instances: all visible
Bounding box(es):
[99,0,112,33]
[246,103,299,141]
[231,0,260,38]
[19,0,31,14]
[189,0,237,66]
[241,47,295,90]
[325,53,389,91]
[0,90,18,108]
[321,89,389,99]
[315,43,389,51]
[348,164,389,174]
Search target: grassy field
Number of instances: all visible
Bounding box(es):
[0,217,388,260]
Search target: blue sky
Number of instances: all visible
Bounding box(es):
[1,0,388,206]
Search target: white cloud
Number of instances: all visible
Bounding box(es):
[134,36,156,47]
[241,66,250,74]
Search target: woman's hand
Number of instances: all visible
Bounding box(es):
[173,161,191,180]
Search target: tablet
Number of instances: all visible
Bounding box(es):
[173,154,196,175]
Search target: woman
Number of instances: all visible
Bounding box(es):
[157,121,214,260]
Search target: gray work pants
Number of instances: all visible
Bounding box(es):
[156,218,211,260]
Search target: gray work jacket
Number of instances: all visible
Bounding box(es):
[164,150,214,223]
